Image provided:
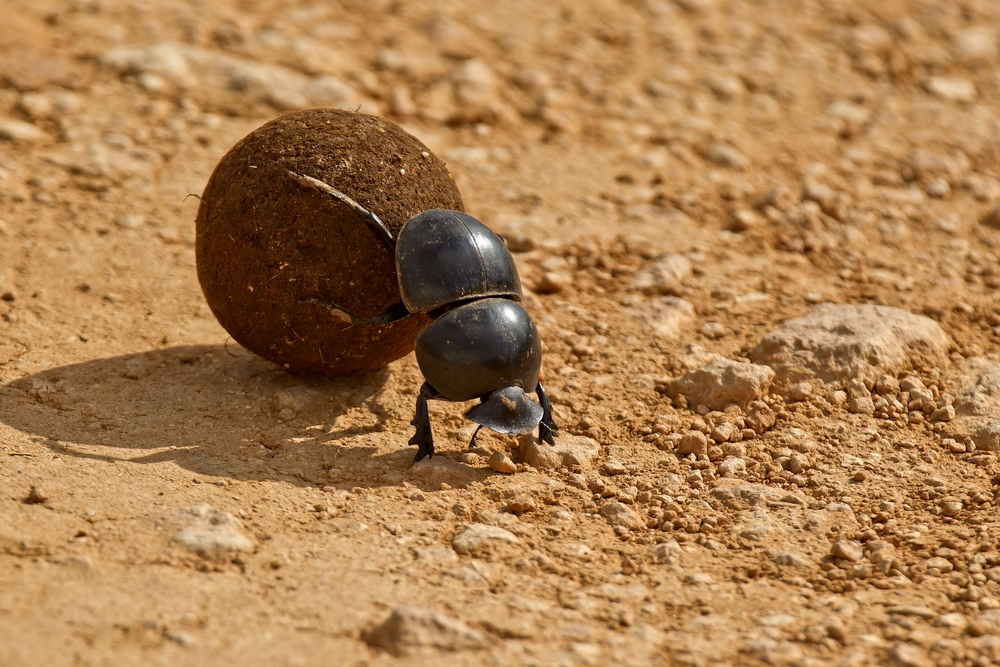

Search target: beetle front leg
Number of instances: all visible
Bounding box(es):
[408,382,439,461]
[535,382,558,446]
[468,425,484,450]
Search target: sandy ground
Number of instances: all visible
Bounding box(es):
[3,0,1000,665]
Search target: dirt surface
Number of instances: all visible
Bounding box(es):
[3,1,1000,665]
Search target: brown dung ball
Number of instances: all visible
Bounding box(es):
[195,109,464,375]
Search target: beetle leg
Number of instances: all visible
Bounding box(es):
[468,425,484,450]
[409,382,439,461]
[535,382,558,446]
[301,298,408,326]
[287,171,395,251]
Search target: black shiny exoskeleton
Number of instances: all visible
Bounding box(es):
[289,171,558,461]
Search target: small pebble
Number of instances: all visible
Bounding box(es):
[925,76,976,103]
[114,214,144,229]
[939,499,962,517]
[677,431,708,457]
[717,457,746,477]
[505,494,536,513]
[875,375,900,396]
[789,382,812,402]
[403,488,426,501]
[488,451,517,474]
[925,178,950,198]
[934,613,968,630]
[26,486,48,504]
[603,459,627,476]
[124,358,149,379]
[0,120,49,143]
[888,642,931,667]
[699,322,727,339]
[708,143,749,170]
[535,271,571,294]
[831,539,863,562]
[711,422,741,443]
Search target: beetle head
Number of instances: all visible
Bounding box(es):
[465,385,543,436]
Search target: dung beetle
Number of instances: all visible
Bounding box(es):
[288,171,558,461]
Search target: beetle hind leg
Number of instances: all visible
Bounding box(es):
[535,382,559,446]
[408,382,439,461]
[287,171,395,250]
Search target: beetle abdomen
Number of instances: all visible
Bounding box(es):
[396,210,521,313]
[414,299,541,402]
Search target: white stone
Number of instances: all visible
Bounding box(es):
[710,483,784,510]
[934,613,968,630]
[630,254,692,295]
[970,610,1000,636]
[969,420,1000,452]
[487,451,517,474]
[667,357,775,409]
[955,360,1000,416]
[826,99,870,126]
[170,504,255,558]
[952,27,998,62]
[889,642,932,667]
[124,358,149,379]
[303,76,360,108]
[451,524,519,556]
[517,434,600,470]
[744,639,803,665]
[366,606,493,656]
[773,551,812,570]
[717,457,746,478]
[925,76,977,103]
[100,41,375,114]
[639,296,696,339]
[451,59,498,111]
[708,143,749,170]
[650,540,681,564]
[410,456,477,485]
[751,304,949,386]
[597,502,644,530]
[0,119,49,143]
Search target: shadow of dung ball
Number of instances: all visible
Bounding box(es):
[195,109,464,375]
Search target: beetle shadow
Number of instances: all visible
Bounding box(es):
[0,344,494,489]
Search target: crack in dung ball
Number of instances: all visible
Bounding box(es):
[195,109,464,375]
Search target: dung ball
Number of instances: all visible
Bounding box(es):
[195,108,464,375]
